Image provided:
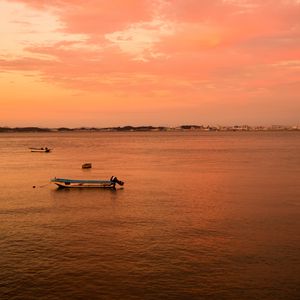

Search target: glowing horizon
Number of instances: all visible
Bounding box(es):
[1,0,299,127]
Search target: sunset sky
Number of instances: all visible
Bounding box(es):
[1,0,299,127]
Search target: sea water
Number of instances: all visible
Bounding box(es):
[0,131,299,299]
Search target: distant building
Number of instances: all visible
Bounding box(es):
[232,125,250,131]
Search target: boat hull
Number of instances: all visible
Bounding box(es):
[54,182,115,189]
[51,177,122,189]
[31,149,51,153]
[30,147,51,153]
[82,163,92,169]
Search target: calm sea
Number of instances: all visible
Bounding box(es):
[0,131,299,299]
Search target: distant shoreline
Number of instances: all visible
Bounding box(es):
[0,125,299,132]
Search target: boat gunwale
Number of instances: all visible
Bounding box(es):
[51,178,112,184]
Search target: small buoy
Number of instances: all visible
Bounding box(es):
[33,186,36,188]
[82,163,92,169]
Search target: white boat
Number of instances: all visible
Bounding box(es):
[29,147,51,153]
[51,176,124,189]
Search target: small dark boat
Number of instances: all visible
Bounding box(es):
[82,163,92,169]
[29,147,51,153]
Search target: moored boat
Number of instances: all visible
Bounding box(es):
[51,176,124,189]
[30,147,51,153]
[82,163,92,169]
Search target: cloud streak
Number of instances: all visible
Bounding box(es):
[1,0,300,125]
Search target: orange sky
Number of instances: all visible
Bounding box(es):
[0,0,299,127]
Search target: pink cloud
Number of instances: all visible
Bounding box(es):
[2,0,300,104]
[10,0,155,33]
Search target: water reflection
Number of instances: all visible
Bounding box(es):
[0,132,299,299]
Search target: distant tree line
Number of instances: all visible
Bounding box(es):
[0,127,51,132]
[0,125,298,132]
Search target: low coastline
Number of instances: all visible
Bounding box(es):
[0,124,299,133]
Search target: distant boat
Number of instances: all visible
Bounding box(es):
[51,176,124,189]
[82,163,92,169]
[29,147,51,153]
